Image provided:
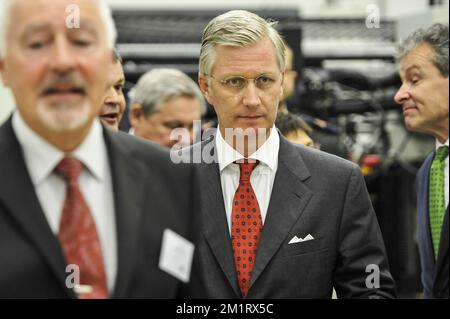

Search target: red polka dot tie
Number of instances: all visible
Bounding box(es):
[231,160,262,298]
[56,156,108,299]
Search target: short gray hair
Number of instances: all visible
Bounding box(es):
[0,0,117,57]
[113,48,122,64]
[397,23,449,77]
[199,10,286,76]
[129,68,206,116]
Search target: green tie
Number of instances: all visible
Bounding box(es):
[429,145,449,259]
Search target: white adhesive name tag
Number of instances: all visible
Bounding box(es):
[158,229,194,283]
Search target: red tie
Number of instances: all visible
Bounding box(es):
[231,160,262,298]
[56,156,108,299]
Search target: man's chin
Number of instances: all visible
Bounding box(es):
[404,116,420,132]
[37,101,92,132]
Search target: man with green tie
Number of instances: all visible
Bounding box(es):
[394,23,449,299]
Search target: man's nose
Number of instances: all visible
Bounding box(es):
[394,84,410,105]
[242,82,261,108]
[49,37,76,72]
[104,87,120,105]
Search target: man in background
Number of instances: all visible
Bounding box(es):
[278,40,298,114]
[275,111,315,147]
[99,49,126,130]
[129,68,206,148]
[394,23,449,299]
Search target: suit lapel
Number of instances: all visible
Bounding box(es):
[249,135,313,290]
[197,140,241,297]
[418,154,435,263]
[0,118,75,298]
[103,129,148,298]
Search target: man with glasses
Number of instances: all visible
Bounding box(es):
[184,10,396,299]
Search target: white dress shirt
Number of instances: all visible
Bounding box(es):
[216,126,279,235]
[12,112,117,292]
[436,139,449,209]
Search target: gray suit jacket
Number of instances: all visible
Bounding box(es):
[184,132,396,298]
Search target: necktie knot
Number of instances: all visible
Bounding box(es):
[56,156,83,183]
[434,146,449,162]
[237,160,259,181]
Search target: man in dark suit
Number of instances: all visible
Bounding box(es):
[181,10,396,298]
[394,23,449,299]
[0,0,194,298]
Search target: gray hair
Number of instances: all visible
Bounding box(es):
[0,0,117,57]
[199,10,286,76]
[397,23,449,77]
[129,68,206,116]
[113,48,122,64]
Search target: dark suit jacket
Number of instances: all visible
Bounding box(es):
[417,151,449,299]
[183,132,396,298]
[0,117,194,298]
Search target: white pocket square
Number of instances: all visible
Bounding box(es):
[288,234,314,244]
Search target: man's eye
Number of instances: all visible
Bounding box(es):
[73,38,92,47]
[28,41,45,50]
[164,122,181,130]
[114,85,123,93]
[256,76,274,87]
[224,78,245,88]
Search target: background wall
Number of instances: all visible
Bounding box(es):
[0,0,448,124]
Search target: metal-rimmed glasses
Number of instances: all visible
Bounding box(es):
[207,72,282,96]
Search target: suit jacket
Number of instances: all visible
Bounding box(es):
[0,117,194,298]
[417,151,449,299]
[184,132,396,298]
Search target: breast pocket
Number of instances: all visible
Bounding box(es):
[286,238,328,257]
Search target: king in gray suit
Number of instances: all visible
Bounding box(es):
[182,10,396,299]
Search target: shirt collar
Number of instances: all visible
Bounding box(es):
[12,111,106,186]
[216,125,279,172]
[436,138,449,151]
[73,119,106,182]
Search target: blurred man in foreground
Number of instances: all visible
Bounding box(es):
[0,0,194,298]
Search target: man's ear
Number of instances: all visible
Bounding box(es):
[292,70,298,81]
[279,72,285,98]
[198,74,213,105]
[0,58,9,87]
[129,104,143,127]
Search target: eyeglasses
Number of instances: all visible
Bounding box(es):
[207,72,282,96]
